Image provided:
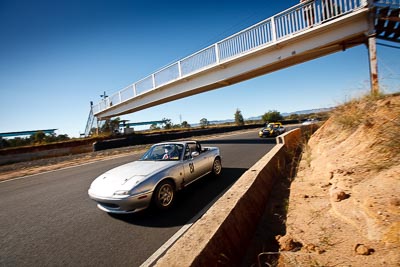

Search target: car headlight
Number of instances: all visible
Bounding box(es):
[114,190,130,196]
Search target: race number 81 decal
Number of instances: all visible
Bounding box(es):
[189,162,195,173]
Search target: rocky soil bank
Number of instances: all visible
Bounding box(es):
[277,94,400,266]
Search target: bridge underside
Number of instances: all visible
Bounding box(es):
[374,5,400,43]
[96,9,370,120]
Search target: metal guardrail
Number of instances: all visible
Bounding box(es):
[92,0,368,116]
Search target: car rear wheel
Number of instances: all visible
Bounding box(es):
[153,180,175,210]
[212,157,222,176]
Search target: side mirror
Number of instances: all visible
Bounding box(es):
[191,151,199,158]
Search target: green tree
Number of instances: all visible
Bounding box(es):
[110,117,121,133]
[199,118,209,128]
[90,127,98,135]
[162,118,173,129]
[100,117,120,134]
[234,109,245,126]
[150,123,160,131]
[1,132,71,148]
[32,131,46,144]
[100,120,110,133]
[286,113,300,120]
[262,110,283,123]
[181,121,191,128]
[56,134,70,141]
[44,133,57,143]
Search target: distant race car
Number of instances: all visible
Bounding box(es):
[88,141,222,214]
[259,122,286,137]
[302,119,320,125]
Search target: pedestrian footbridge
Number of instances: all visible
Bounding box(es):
[85,0,399,135]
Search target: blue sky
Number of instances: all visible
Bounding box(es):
[0,0,399,137]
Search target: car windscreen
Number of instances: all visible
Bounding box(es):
[140,144,184,161]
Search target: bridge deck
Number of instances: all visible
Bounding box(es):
[91,0,398,120]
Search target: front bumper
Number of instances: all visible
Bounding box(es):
[88,190,153,214]
[259,131,272,137]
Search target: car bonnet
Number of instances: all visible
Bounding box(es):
[90,160,176,197]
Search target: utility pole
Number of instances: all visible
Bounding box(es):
[367,0,379,95]
[368,35,380,95]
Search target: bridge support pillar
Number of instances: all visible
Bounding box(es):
[368,35,379,96]
[367,0,379,96]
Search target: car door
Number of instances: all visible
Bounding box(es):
[182,143,209,184]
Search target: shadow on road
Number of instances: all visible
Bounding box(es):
[108,167,248,227]
[202,138,276,145]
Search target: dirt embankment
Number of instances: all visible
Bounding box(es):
[277,94,400,266]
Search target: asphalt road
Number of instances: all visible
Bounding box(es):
[0,129,276,266]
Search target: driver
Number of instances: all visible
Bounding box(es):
[162,145,179,160]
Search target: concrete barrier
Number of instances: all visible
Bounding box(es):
[0,145,93,165]
[93,124,264,151]
[0,124,264,165]
[155,128,303,267]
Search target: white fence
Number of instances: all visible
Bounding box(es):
[374,0,400,6]
[92,0,368,115]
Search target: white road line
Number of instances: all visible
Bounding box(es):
[1,129,258,264]
[0,152,138,184]
[0,129,258,184]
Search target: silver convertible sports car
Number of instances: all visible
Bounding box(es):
[88,140,222,213]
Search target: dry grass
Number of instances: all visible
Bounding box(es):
[330,93,400,170]
[277,93,400,267]
[331,93,385,129]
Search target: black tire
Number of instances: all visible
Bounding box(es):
[153,180,175,210]
[212,157,222,176]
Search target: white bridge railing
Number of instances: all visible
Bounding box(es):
[93,0,368,115]
[374,0,400,6]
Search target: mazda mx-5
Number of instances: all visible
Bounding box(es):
[88,141,222,213]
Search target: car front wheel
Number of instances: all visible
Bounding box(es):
[212,157,222,176]
[153,180,175,210]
